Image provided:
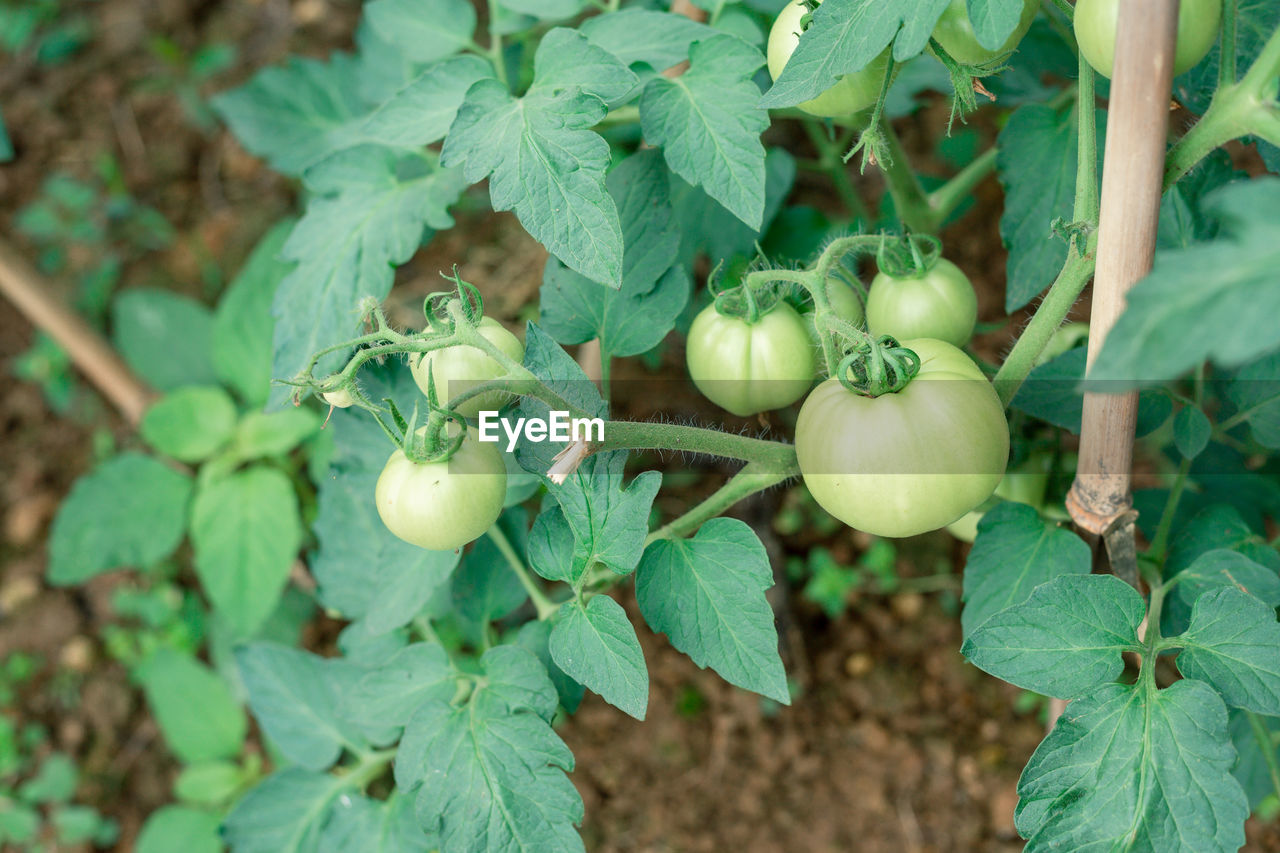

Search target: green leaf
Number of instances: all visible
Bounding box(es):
[224,767,346,853]
[136,806,222,853]
[1016,680,1247,851]
[1090,178,1280,386]
[51,806,114,845]
[501,0,586,21]
[191,467,302,637]
[174,760,247,807]
[529,27,643,107]
[528,456,661,588]
[636,517,789,703]
[515,620,585,713]
[962,0,1032,50]
[395,646,584,853]
[312,364,460,631]
[1173,548,1280,615]
[550,596,648,719]
[1178,587,1280,716]
[961,502,1091,637]
[962,574,1145,699]
[138,648,247,763]
[339,643,455,731]
[580,8,716,70]
[228,408,320,462]
[538,149,688,355]
[540,261,689,358]
[996,104,1104,311]
[451,507,530,626]
[512,322,608,474]
[1228,709,1280,810]
[140,386,238,462]
[212,220,296,406]
[269,146,466,407]
[1226,349,1280,449]
[441,32,629,287]
[340,56,493,150]
[0,804,39,843]
[320,792,437,852]
[671,147,796,267]
[759,0,947,109]
[1011,347,1172,436]
[640,34,767,230]
[1157,150,1242,250]
[112,289,219,391]
[1173,405,1212,459]
[18,753,77,803]
[364,0,476,64]
[236,643,368,770]
[48,452,192,585]
[212,55,365,176]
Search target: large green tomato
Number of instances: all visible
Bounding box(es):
[412,317,525,418]
[795,338,1009,538]
[686,301,817,417]
[768,0,893,118]
[932,0,1039,66]
[375,433,506,551]
[865,258,978,347]
[1074,0,1221,78]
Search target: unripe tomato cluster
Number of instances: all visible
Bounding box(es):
[373,320,525,553]
[685,256,1009,539]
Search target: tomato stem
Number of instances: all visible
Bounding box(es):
[597,421,798,469]
[646,462,796,543]
[488,524,561,620]
[876,118,937,235]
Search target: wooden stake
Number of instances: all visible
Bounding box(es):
[0,237,154,426]
[1067,0,1180,561]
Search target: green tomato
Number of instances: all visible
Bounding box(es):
[322,388,355,408]
[767,0,893,118]
[375,432,506,551]
[412,317,525,418]
[795,338,1009,538]
[932,0,1039,66]
[944,450,1053,542]
[1074,0,1221,79]
[686,301,817,417]
[865,258,978,347]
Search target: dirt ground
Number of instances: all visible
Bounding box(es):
[1,1,1278,851]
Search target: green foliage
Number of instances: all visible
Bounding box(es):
[138,649,247,764]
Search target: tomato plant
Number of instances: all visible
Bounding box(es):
[686,300,816,416]
[1075,0,1223,78]
[38,0,1280,849]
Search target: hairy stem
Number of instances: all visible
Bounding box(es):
[488,524,560,620]
[596,421,797,470]
[878,118,936,234]
[647,462,797,543]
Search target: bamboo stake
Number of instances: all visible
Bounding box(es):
[1067,0,1180,562]
[0,237,154,426]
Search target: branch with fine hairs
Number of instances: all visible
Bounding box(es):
[0,237,154,425]
[1165,17,1280,187]
[647,461,798,543]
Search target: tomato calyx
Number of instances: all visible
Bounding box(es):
[875,233,942,280]
[835,334,921,397]
[422,267,485,336]
[708,267,785,325]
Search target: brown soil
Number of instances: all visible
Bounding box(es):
[1,1,1278,852]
